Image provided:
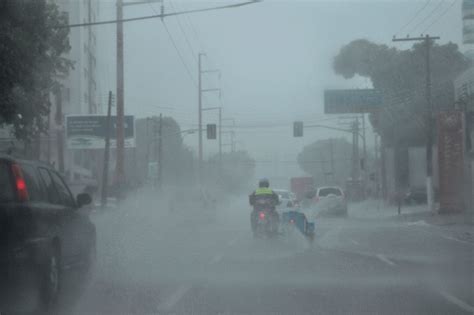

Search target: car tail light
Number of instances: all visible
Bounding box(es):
[11,164,29,202]
[258,212,265,220]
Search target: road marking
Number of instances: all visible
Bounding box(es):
[209,254,223,265]
[440,234,472,245]
[437,289,474,313]
[375,254,396,266]
[350,239,360,246]
[158,285,192,311]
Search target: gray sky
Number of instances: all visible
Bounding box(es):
[94,0,464,181]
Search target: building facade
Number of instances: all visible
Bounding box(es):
[40,0,102,189]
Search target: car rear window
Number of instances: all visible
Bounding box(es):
[0,162,14,202]
[318,187,342,197]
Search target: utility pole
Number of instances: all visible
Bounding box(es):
[362,114,367,198]
[198,53,203,166]
[101,91,113,209]
[116,0,125,198]
[219,107,222,164]
[351,119,360,184]
[56,87,64,173]
[202,106,222,162]
[374,133,380,198]
[198,55,220,167]
[329,138,335,183]
[393,34,440,212]
[87,0,94,113]
[158,113,163,190]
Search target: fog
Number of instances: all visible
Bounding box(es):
[92,0,463,183]
[1,0,473,314]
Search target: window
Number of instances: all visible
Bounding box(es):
[50,171,75,207]
[21,165,43,202]
[0,162,14,202]
[38,168,60,205]
[318,187,342,197]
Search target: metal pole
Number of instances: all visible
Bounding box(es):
[330,138,335,183]
[101,91,113,209]
[56,88,64,173]
[392,35,439,212]
[146,118,150,176]
[116,0,125,198]
[362,114,367,198]
[425,35,434,213]
[219,107,222,163]
[374,133,380,198]
[88,0,94,113]
[198,53,203,166]
[158,113,163,190]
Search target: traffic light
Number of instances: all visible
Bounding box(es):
[293,121,303,137]
[207,124,217,140]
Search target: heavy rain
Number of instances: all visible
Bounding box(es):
[0,0,473,314]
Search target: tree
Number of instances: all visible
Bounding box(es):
[0,0,71,141]
[333,39,470,147]
[297,138,352,186]
[135,116,194,185]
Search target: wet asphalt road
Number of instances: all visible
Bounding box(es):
[54,191,473,315]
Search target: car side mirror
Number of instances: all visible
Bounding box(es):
[77,193,92,208]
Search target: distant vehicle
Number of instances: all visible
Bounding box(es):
[274,189,297,209]
[312,186,348,217]
[403,187,427,205]
[0,155,96,311]
[290,177,314,202]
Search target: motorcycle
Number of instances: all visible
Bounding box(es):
[253,200,279,238]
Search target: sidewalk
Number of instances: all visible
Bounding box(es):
[350,199,474,244]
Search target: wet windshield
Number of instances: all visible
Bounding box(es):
[1,1,473,314]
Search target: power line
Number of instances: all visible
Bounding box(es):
[61,1,261,28]
[395,0,432,36]
[161,20,197,87]
[422,0,458,34]
[167,0,198,63]
[409,0,446,34]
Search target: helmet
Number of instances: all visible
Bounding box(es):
[258,178,269,188]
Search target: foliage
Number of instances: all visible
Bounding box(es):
[297,138,352,186]
[135,116,193,184]
[0,0,71,141]
[333,39,470,146]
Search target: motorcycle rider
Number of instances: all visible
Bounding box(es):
[249,178,280,234]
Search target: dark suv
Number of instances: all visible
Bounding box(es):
[0,155,96,311]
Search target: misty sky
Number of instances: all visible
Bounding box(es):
[92,0,464,182]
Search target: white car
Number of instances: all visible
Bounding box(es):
[313,186,348,217]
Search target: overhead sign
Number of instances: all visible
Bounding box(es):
[324,89,383,114]
[437,111,465,213]
[66,115,135,149]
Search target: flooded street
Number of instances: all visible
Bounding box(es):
[54,191,473,315]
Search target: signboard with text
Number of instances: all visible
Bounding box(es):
[66,115,135,149]
[324,89,383,114]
